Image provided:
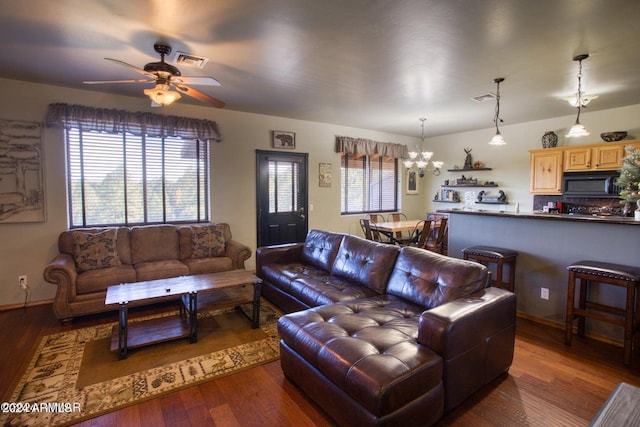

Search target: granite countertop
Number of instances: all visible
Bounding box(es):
[438,208,640,225]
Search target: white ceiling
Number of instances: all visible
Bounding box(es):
[1,0,639,138]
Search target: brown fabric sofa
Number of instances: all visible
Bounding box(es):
[256,229,516,427]
[44,223,251,323]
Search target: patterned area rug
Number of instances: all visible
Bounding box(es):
[1,301,280,427]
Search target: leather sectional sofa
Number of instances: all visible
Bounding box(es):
[44,223,251,323]
[256,229,516,427]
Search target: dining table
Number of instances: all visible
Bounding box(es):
[370,219,431,245]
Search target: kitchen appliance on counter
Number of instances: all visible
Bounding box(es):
[562,171,621,198]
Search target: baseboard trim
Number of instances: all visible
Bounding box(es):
[0,298,53,312]
[517,311,623,348]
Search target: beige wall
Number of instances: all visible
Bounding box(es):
[0,78,421,308]
[1,76,638,310]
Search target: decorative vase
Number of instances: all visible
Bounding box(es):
[541,131,558,148]
[635,210,640,221]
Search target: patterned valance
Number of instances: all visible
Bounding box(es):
[335,136,408,159]
[46,103,222,142]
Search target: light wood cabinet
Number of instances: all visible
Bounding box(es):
[564,144,625,171]
[530,148,563,194]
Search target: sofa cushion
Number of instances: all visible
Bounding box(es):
[135,260,189,282]
[277,295,443,417]
[130,225,179,264]
[262,261,379,307]
[386,247,489,309]
[76,265,136,294]
[182,257,233,275]
[71,228,121,272]
[178,223,233,260]
[300,230,345,271]
[330,235,399,294]
[191,224,226,258]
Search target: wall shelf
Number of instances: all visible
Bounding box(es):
[447,168,492,172]
[433,199,459,203]
[442,184,498,187]
[476,201,508,205]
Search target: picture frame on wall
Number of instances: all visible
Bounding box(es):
[406,171,419,195]
[319,162,332,187]
[272,130,296,149]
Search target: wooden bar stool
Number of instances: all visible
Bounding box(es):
[565,260,640,366]
[462,246,518,292]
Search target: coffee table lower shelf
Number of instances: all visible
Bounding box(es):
[109,315,192,353]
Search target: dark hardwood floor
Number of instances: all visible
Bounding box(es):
[1,303,639,427]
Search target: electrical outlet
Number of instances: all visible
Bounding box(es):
[19,275,27,290]
[540,287,549,300]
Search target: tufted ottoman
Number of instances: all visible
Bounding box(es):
[278,295,444,427]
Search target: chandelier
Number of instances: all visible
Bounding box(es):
[403,118,443,177]
[489,77,506,145]
[566,54,591,138]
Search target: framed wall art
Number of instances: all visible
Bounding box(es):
[0,119,45,223]
[272,130,295,149]
[319,162,332,187]
[406,171,419,195]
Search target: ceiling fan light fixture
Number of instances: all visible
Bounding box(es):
[144,83,181,106]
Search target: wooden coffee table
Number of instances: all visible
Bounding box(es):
[105,270,262,359]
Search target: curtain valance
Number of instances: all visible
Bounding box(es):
[46,103,222,142]
[335,136,408,159]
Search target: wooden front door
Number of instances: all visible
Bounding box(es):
[256,150,308,247]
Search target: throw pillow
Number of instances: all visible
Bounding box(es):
[191,225,226,258]
[72,229,121,272]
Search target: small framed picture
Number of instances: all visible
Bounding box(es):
[319,162,332,187]
[272,130,295,149]
[406,171,419,195]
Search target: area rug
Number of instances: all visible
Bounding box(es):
[1,301,280,427]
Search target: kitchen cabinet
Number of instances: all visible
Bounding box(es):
[529,148,563,194]
[564,144,624,171]
[563,140,640,172]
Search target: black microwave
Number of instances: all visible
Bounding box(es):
[562,171,621,198]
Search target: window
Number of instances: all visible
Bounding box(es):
[340,154,398,214]
[65,129,209,227]
[47,103,222,228]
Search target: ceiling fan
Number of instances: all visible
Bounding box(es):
[83,43,225,108]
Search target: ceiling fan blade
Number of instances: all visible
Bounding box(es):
[178,76,221,86]
[174,84,225,108]
[83,79,153,84]
[104,58,156,78]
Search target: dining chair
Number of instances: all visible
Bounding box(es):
[389,212,409,242]
[367,214,387,242]
[412,219,433,249]
[359,218,374,241]
[425,217,448,255]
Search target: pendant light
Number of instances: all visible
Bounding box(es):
[566,54,590,138]
[489,78,506,145]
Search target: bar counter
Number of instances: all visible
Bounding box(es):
[439,208,640,225]
[439,208,640,345]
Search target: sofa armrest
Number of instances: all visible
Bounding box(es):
[225,239,252,269]
[256,243,304,274]
[43,253,79,321]
[417,287,516,411]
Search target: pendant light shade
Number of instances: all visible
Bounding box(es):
[566,54,591,138]
[489,78,506,145]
